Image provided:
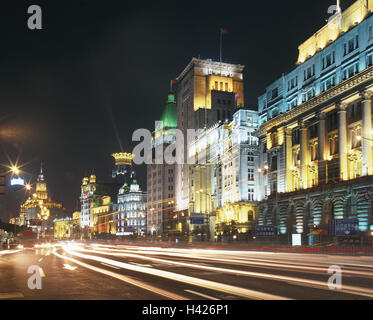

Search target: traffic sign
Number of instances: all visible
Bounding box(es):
[328,219,359,236]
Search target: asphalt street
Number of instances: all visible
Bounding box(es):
[1,242,373,300]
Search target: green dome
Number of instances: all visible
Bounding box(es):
[160,91,177,129]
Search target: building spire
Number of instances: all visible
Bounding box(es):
[37,161,44,182]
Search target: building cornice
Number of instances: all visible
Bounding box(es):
[176,57,245,81]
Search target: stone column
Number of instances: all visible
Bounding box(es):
[300,121,308,189]
[361,91,373,176]
[285,128,293,192]
[337,102,348,181]
[317,111,327,183]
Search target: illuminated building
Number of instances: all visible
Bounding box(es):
[188,109,259,240]
[116,172,147,236]
[91,195,116,236]
[147,85,177,236]
[255,0,373,238]
[175,57,245,218]
[54,217,72,239]
[20,164,64,232]
[79,173,120,229]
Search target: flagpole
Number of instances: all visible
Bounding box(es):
[220,28,222,62]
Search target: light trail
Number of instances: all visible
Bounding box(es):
[0,249,21,255]
[52,248,187,300]
[61,245,290,300]
[85,245,373,278]
[71,245,373,298]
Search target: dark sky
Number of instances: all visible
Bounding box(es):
[0,0,355,221]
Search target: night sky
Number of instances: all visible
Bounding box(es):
[0,0,355,221]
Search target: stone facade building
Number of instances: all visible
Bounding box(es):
[255,0,373,240]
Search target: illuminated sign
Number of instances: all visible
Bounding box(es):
[11,177,25,186]
[292,234,302,246]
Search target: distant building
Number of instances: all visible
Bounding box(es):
[116,173,146,236]
[147,85,177,236]
[79,174,120,229]
[91,195,116,236]
[20,164,64,233]
[54,217,73,239]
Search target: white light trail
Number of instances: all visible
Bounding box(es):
[52,248,187,300]
[62,245,290,300]
[75,245,373,298]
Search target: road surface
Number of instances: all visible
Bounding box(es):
[1,241,373,300]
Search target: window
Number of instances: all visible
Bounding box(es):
[309,123,318,139]
[248,210,254,221]
[248,190,254,201]
[322,52,335,70]
[288,98,298,109]
[344,36,359,56]
[327,111,338,132]
[271,155,277,171]
[225,83,228,91]
[342,62,359,80]
[367,52,373,67]
[304,64,315,80]
[292,129,300,145]
[348,102,362,124]
[271,88,278,100]
[287,76,297,91]
[369,25,373,41]
[302,88,314,102]
[271,108,279,119]
[248,168,254,180]
[214,81,218,90]
[321,75,336,92]
[247,152,254,162]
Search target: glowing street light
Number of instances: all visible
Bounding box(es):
[25,184,31,191]
[11,166,20,175]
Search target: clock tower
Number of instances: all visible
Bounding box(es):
[36,163,48,200]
